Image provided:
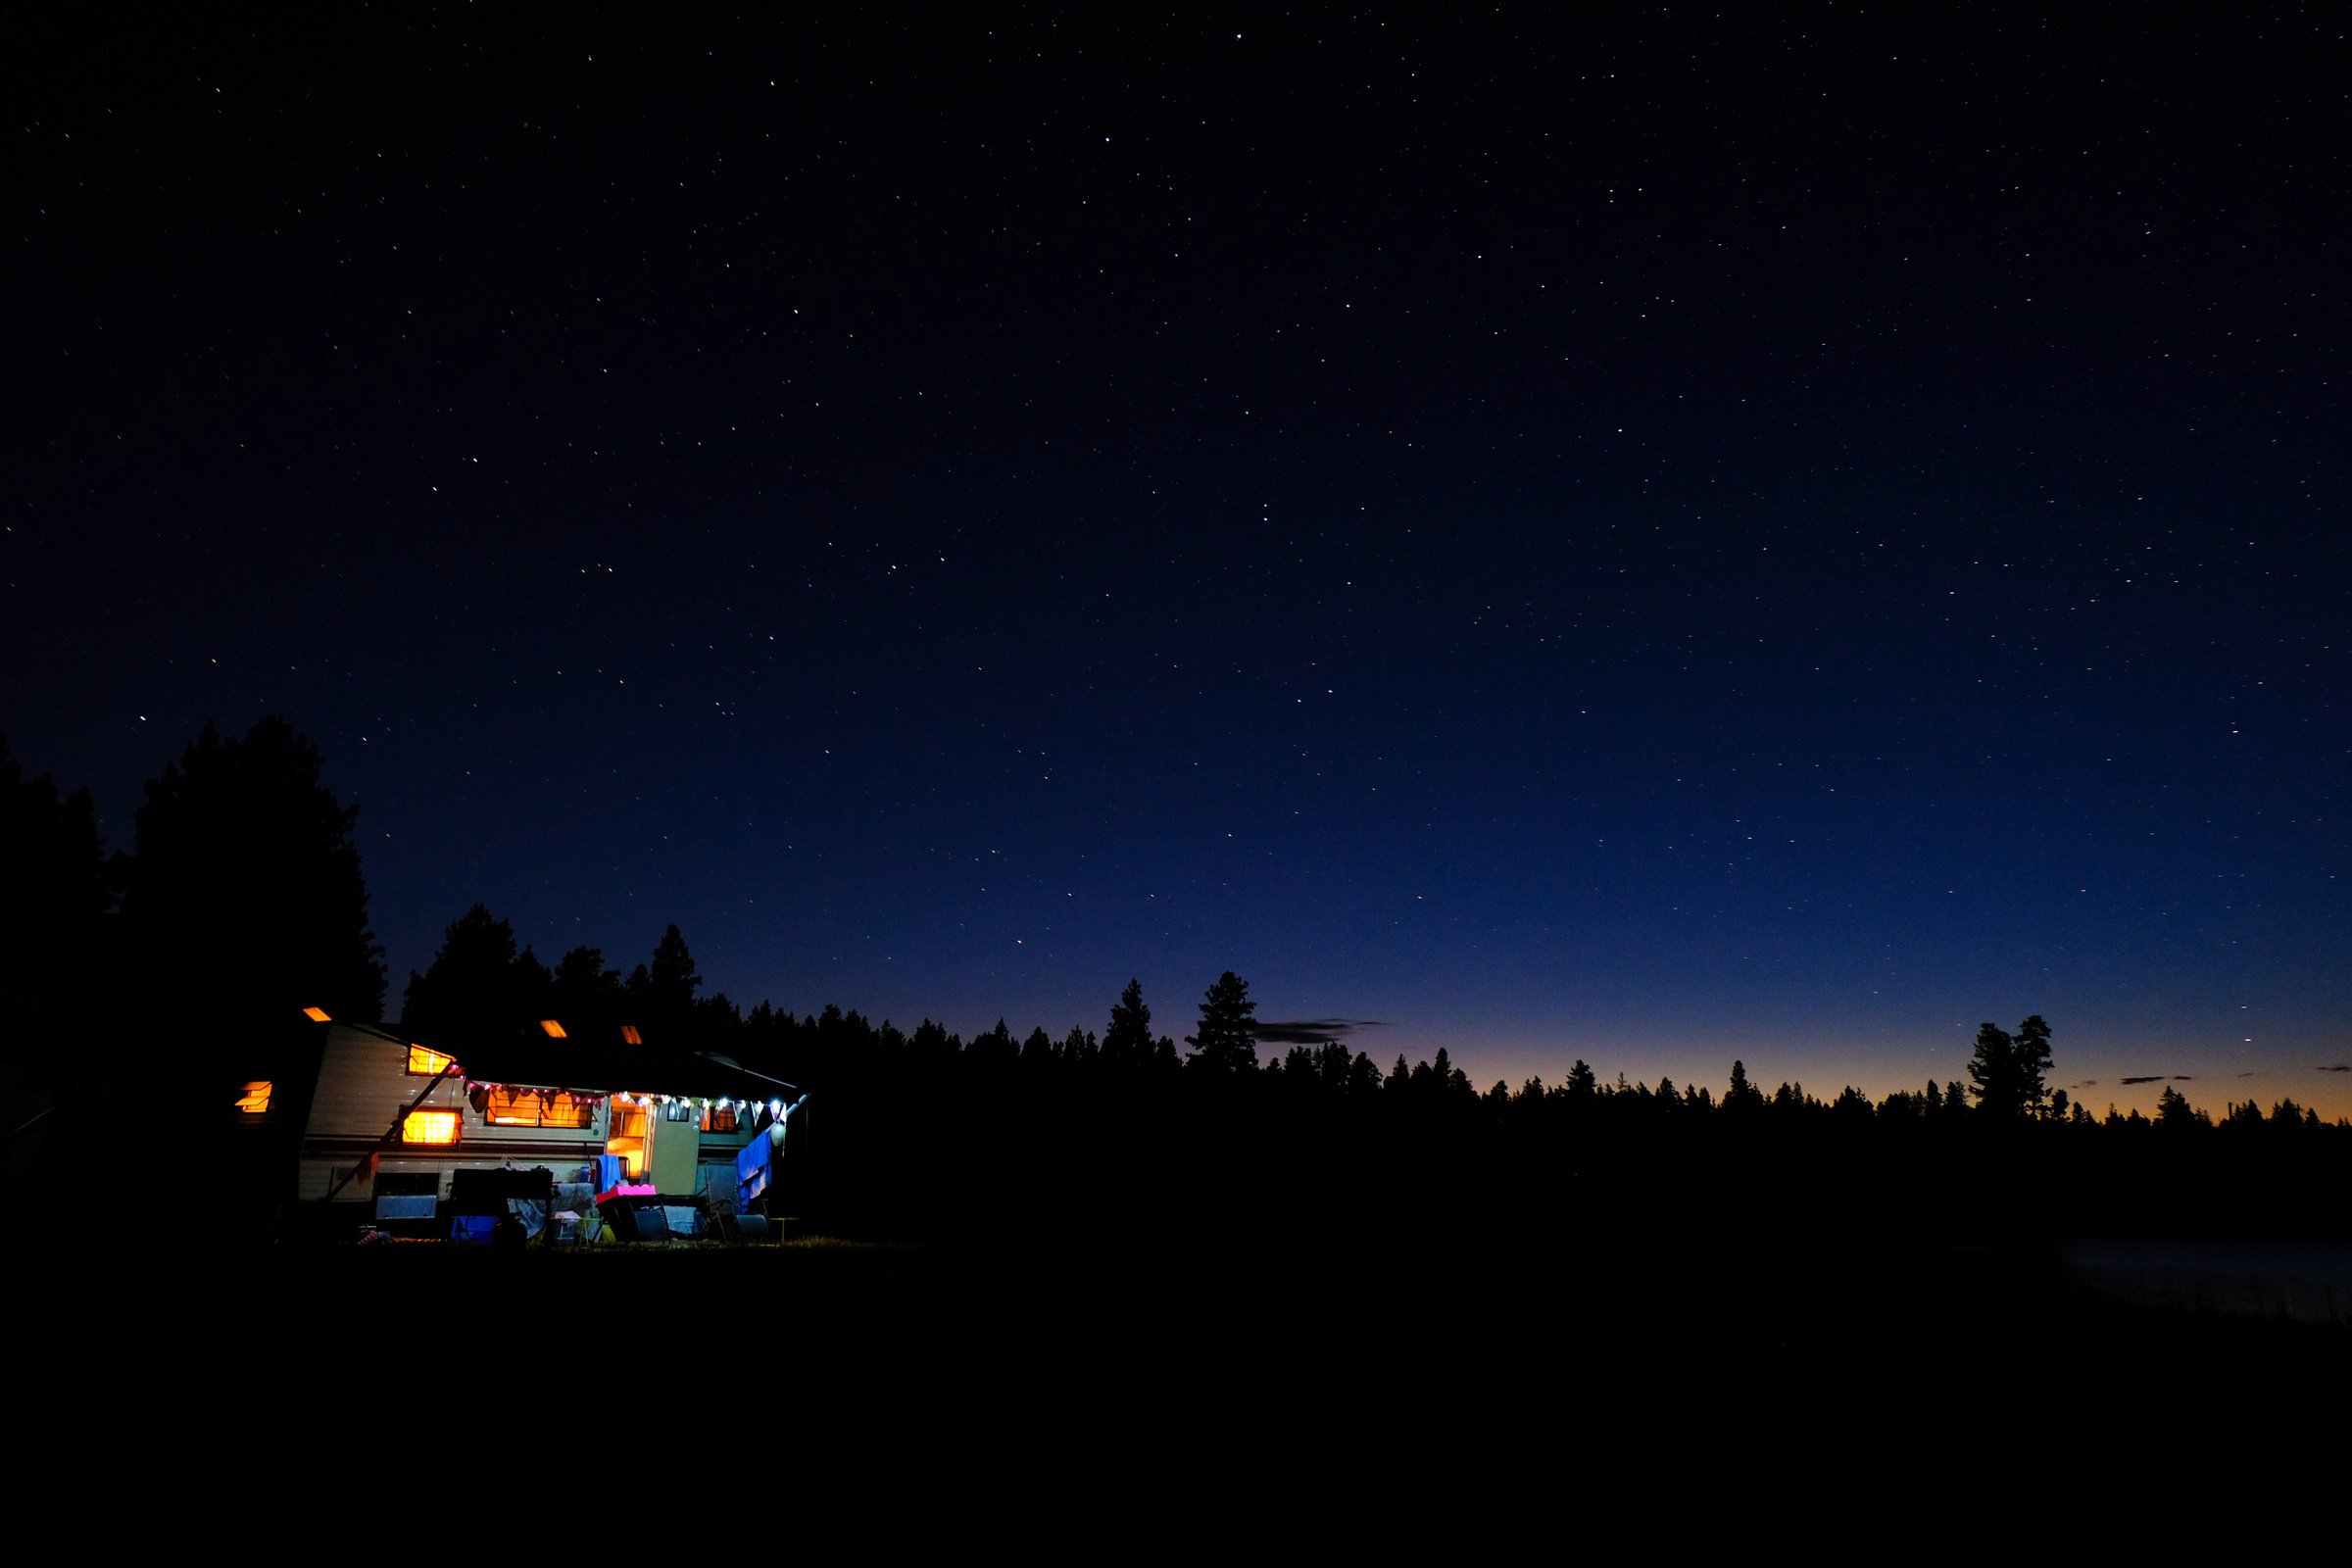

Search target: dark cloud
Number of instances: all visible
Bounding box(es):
[2319,1063,2352,1074]
[2119,1074,2195,1085]
[2235,1071,2256,1078]
[1253,1018,1386,1047]
[2073,1080,2097,1089]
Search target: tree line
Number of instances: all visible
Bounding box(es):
[5,718,2345,1246]
[396,896,2343,1142]
[391,900,2350,1246]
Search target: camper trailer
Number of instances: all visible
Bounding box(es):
[261,1019,802,1240]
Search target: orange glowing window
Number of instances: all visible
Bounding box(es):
[485,1086,596,1129]
[303,1006,332,1022]
[620,1024,643,1045]
[544,1092,596,1129]
[234,1081,273,1114]
[407,1045,455,1076]
[539,1019,568,1039]
[702,1103,737,1133]
[402,1109,461,1146]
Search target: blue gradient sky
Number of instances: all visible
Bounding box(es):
[9,9,2346,1118]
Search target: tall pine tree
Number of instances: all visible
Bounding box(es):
[400,904,548,1044]
[1185,971,1258,1074]
[122,717,385,1025]
[1103,978,1153,1065]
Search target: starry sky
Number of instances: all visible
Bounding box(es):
[11,7,2348,1116]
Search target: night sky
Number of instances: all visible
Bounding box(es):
[11,7,2348,1117]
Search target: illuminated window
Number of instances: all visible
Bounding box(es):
[620,1024,643,1045]
[402,1109,461,1146]
[234,1081,273,1114]
[302,1006,332,1022]
[702,1103,737,1133]
[484,1086,596,1129]
[538,1019,568,1039]
[407,1045,455,1076]
[606,1103,647,1179]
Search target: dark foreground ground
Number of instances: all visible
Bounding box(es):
[18,1225,2342,1519]
[39,1230,2340,1400]
[212,1226,2350,1343]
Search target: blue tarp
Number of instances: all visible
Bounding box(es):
[736,1132,771,1208]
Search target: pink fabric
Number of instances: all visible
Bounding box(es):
[595,1182,659,1202]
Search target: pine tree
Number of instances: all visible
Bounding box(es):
[1434,1047,1469,1099]
[1966,1023,2020,1117]
[0,731,112,1022]
[969,1017,1017,1066]
[627,925,703,1046]
[551,945,626,1030]
[1968,1016,2057,1120]
[1185,970,1258,1073]
[1103,978,1153,1064]
[117,717,385,1226]
[2014,1015,2055,1117]
[401,904,539,1040]
[122,716,385,1023]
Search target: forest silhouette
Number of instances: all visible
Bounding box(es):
[4,720,2347,1253]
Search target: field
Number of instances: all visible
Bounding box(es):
[12,1226,2339,1507]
